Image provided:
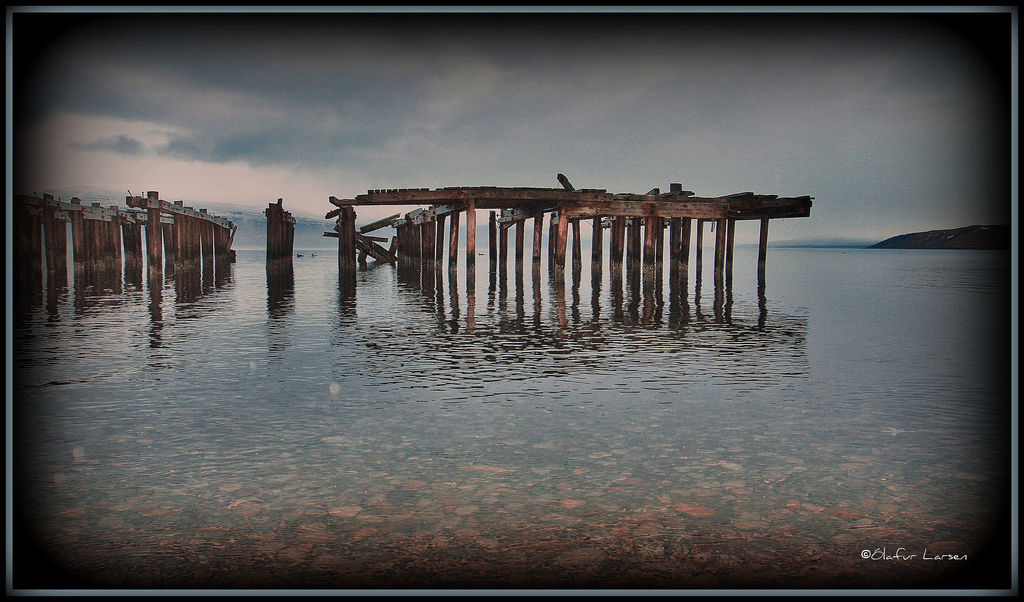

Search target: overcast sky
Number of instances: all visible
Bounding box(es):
[10,8,1014,244]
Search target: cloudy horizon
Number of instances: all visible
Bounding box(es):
[10,8,1014,245]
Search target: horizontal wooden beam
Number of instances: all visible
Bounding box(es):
[561,200,730,220]
[125,196,235,229]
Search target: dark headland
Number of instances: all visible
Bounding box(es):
[869,225,1010,250]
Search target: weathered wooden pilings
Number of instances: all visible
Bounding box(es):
[14,191,235,304]
[266,198,296,271]
[326,180,812,309]
[13,195,43,297]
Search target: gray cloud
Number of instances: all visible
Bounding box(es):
[14,10,1011,239]
[69,135,144,155]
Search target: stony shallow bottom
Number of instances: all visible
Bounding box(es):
[13,247,1011,590]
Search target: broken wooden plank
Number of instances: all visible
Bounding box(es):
[358,213,401,233]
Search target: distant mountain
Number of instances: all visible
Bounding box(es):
[869,225,1010,250]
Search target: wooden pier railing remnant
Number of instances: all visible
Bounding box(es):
[325,176,812,295]
[14,192,237,298]
[266,198,296,269]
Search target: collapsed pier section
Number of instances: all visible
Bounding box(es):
[325,176,812,290]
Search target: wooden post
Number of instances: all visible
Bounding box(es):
[655,216,665,267]
[411,219,422,264]
[591,216,604,273]
[498,220,508,279]
[680,217,692,285]
[465,200,476,277]
[654,216,665,294]
[146,207,163,275]
[199,210,215,279]
[160,221,175,277]
[338,206,356,276]
[571,219,582,273]
[435,214,446,269]
[13,199,43,294]
[448,209,460,273]
[725,217,736,288]
[489,211,498,273]
[533,214,544,268]
[555,211,568,273]
[44,205,68,289]
[643,216,658,290]
[532,214,544,281]
[668,217,680,289]
[714,217,727,290]
[610,216,625,268]
[548,212,558,265]
[421,220,436,292]
[694,219,704,285]
[515,219,525,271]
[109,210,123,277]
[421,221,435,268]
[758,217,770,287]
[627,217,641,268]
[122,218,143,286]
[266,199,289,266]
[214,225,231,280]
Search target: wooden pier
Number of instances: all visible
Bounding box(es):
[14,192,237,299]
[326,175,811,294]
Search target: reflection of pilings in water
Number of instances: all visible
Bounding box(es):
[532,263,543,330]
[758,217,770,289]
[552,272,568,332]
[448,270,461,334]
[434,270,447,331]
[515,265,526,325]
[147,270,164,349]
[667,265,691,330]
[466,288,476,334]
[591,252,603,324]
[267,262,295,320]
[174,263,203,306]
[570,249,582,325]
[758,281,768,330]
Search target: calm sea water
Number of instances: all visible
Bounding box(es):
[11,241,1013,590]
